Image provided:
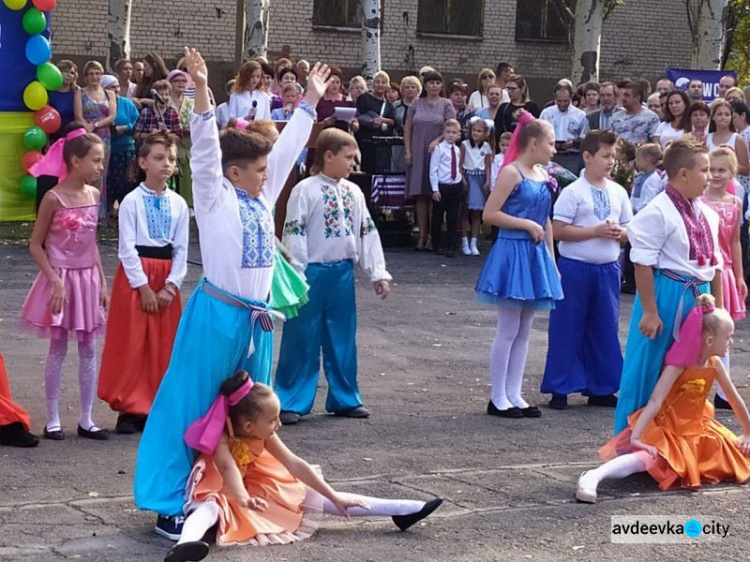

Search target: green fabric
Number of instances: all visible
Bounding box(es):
[0,112,35,221]
[270,248,309,319]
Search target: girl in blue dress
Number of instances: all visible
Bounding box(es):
[476,112,563,419]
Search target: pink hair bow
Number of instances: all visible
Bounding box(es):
[184,379,253,454]
[664,303,715,367]
[29,128,88,181]
[234,118,250,130]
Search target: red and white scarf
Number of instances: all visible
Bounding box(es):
[665,185,717,267]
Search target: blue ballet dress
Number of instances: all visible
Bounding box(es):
[475,170,563,310]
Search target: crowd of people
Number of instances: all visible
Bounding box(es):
[1,44,750,562]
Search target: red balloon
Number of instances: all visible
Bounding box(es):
[21,151,43,172]
[32,0,56,10]
[34,105,61,134]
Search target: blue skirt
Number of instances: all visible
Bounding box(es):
[475,233,563,310]
[465,170,487,211]
[134,278,273,516]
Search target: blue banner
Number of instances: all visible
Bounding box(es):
[666,68,738,102]
[0,5,52,112]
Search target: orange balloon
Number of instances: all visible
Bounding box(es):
[34,105,61,134]
[32,0,56,9]
[21,151,43,172]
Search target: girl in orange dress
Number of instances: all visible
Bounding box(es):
[165,371,443,562]
[0,353,39,448]
[576,294,750,503]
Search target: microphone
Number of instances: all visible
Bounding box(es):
[150,88,166,105]
[249,100,258,120]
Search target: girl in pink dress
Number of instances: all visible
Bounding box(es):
[703,147,747,408]
[24,123,110,441]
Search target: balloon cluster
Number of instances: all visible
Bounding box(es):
[5,0,60,199]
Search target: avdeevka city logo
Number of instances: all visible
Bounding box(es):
[611,515,730,543]
[684,519,702,538]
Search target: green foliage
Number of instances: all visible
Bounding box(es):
[725,0,750,84]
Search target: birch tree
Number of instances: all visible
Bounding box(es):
[686,0,731,69]
[245,0,271,60]
[361,0,381,84]
[552,0,624,84]
[107,0,132,72]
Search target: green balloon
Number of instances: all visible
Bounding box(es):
[21,175,37,199]
[23,126,47,150]
[22,8,46,35]
[37,62,63,91]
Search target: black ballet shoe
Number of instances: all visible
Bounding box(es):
[115,414,137,435]
[164,541,210,562]
[77,425,110,440]
[714,394,732,410]
[588,394,618,408]
[548,395,568,410]
[486,400,523,418]
[135,415,148,432]
[392,498,444,531]
[519,406,542,418]
[0,422,40,447]
[43,425,65,441]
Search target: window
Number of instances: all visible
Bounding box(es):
[515,0,568,42]
[417,0,483,37]
[313,0,361,28]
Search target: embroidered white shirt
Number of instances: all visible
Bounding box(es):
[628,191,723,281]
[429,141,463,191]
[190,103,313,301]
[553,177,632,264]
[282,174,391,283]
[118,184,190,289]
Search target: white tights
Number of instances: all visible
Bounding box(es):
[177,494,426,544]
[716,354,730,401]
[579,451,650,491]
[489,306,535,410]
[44,332,100,431]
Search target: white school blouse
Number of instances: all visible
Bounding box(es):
[189,103,314,301]
[554,177,632,264]
[227,89,271,122]
[118,184,190,289]
[461,140,492,171]
[627,191,723,282]
[282,174,391,283]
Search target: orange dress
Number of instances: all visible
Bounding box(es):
[185,435,322,547]
[0,353,31,430]
[600,359,750,490]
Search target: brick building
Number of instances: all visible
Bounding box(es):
[52,0,691,101]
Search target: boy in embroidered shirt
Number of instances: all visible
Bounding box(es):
[613,138,724,433]
[541,130,632,410]
[430,119,464,257]
[134,47,331,539]
[275,128,391,425]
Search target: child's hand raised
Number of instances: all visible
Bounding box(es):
[183,47,208,87]
[302,63,332,108]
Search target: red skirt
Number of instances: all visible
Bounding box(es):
[0,353,31,430]
[97,260,182,415]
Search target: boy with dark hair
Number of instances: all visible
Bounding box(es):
[613,139,724,432]
[134,47,330,540]
[542,130,632,409]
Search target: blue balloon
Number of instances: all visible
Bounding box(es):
[25,35,51,66]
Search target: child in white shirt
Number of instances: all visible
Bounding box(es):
[460,117,493,256]
[429,119,464,256]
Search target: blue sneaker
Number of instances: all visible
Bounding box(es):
[155,514,185,541]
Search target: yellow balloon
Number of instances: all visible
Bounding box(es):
[3,0,27,9]
[23,81,48,111]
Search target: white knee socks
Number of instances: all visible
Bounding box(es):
[77,334,99,430]
[579,451,649,491]
[44,336,68,430]
[321,492,424,517]
[178,501,220,544]
[490,306,535,410]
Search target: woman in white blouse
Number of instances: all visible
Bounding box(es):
[468,68,499,112]
[654,90,690,149]
[228,60,271,121]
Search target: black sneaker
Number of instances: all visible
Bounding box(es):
[115,414,137,435]
[164,540,209,562]
[332,406,370,418]
[392,498,444,531]
[548,395,568,410]
[588,394,618,408]
[714,394,732,410]
[279,411,301,425]
[0,422,39,447]
[155,514,185,541]
[135,415,148,432]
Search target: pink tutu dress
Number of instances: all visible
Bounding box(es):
[701,196,746,321]
[21,189,106,341]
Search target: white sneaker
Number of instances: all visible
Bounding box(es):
[470,244,480,256]
[461,242,471,255]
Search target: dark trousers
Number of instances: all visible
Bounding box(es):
[431,182,462,252]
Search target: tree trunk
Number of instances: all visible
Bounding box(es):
[361,0,381,84]
[691,0,730,69]
[245,0,271,60]
[107,0,132,72]
[571,0,604,84]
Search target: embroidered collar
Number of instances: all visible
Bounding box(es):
[665,184,717,267]
[318,173,342,185]
[139,183,168,197]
